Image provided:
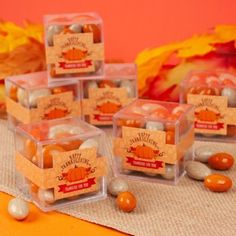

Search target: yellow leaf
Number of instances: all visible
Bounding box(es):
[215,24,236,42]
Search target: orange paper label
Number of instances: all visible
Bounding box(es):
[187,94,236,134]
[16,148,106,200]
[83,87,133,125]
[114,127,181,174]
[7,92,81,124]
[46,33,104,75]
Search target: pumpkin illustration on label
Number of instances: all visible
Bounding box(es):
[96,101,121,114]
[62,166,92,182]
[130,144,159,160]
[62,47,88,61]
[195,108,221,122]
[44,108,69,119]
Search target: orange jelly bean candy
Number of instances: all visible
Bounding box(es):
[204,174,232,192]
[227,125,236,137]
[60,140,83,151]
[24,139,37,159]
[42,144,65,168]
[9,86,18,102]
[116,191,136,212]
[117,119,143,128]
[30,182,39,193]
[82,24,101,43]
[208,152,234,170]
[166,130,175,144]
[98,80,116,88]
[52,86,68,94]
[151,108,169,119]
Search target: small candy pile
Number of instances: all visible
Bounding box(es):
[185,145,234,192]
[108,178,136,213]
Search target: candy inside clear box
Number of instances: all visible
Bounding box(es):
[81,63,138,126]
[113,99,195,185]
[5,71,81,129]
[44,13,104,81]
[180,70,236,142]
[15,117,107,212]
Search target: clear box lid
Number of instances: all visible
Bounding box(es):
[16,117,103,145]
[181,70,236,89]
[114,99,194,127]
[44,13,103,26]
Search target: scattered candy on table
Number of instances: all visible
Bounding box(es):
[116,191,137,213]
[185,145,234,193]
[194,145,218,163]
[185,161,212,181]
[204,174,232,192]
[208,153,234,170]
[108,178,129,197]
[8,198,29,220]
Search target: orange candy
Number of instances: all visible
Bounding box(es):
[166,130,175,144]
[24,139,37,159]
[208,153,234,170]
[52,86,68,94]
[116,191,136,212]
[9,86,18,102]
[204,174,232,192]
[98,80,116,88]
[42,144,65,168]
[30,182,39,193]
[30,128,42,140]
[117,119,143,128]
[227,125,236,137]
[60,140,83,151]
[151,108,169,119]
[222,79,235,86]
[82,24,101,43]
[188,87,220,96]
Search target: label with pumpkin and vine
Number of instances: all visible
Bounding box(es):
[16,148,106,200]
[114,127,178,174]
[83,87,133,125]
[46,33,104,75]
[6,92,81,123]
[53,148,106,200]
[187,94,233,135]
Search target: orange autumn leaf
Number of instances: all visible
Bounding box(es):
[135,24,236,102]
[0,21,45,114]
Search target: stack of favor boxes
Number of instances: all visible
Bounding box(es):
[5,13,138,211]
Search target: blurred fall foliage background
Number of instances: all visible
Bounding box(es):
[0,21,46,113]
[1,20,236,116]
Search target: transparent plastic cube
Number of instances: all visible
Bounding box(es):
[113,99,194,185]
[180,70,236,142]
[44,13,104,81]
[15,117,107,211]
[81,63,137,126]
[5,71,81,129]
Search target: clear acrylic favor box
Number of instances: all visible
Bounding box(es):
[15,117,107,211]
[81,63,137,126]
[113,99,194,185]
[5,71,81,129]
[44,13,104,81]
[180,70,236,142]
